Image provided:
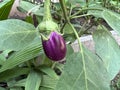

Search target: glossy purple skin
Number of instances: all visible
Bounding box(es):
[42,32,66,61]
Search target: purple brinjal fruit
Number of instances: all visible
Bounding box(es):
[42,31,66,61]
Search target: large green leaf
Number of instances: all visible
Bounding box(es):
[93,25,120,80]
[0,0,14,20]
[0,19,37,51]
[0,37,42,72]
[102,10,120,35]
[55,47,110,90]
[25,70,42,90]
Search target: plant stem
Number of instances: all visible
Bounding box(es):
[59,0,69,23]
[43,0,52,21]
[59,0,88,89]
[68,22,88,90]
[70,14,90,19]
[70,8,103,18]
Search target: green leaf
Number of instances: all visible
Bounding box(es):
[0,87,6,90]
[0,37,42,72]
[40,75,58,89]
[19,1,44,16]
[55,48,110,90]
[19,1,36,12]
[0,19,37,51]
[66,44,74,57]
[25,70,42,90]
[25,16,34,25]
[0,54,6,64]
[102,10,120,35]
[0,0,11,8]
[87,5,104,18]
[39,66,58,79]
[7,73,58,90]
[2,49,12,57]
[67,0,86,7]
[0,67,30,82]
[40,87,53,90]
[0,0,14,20]
[93,25,120,80]
[63,23,74,35]
[63,24,77,42]
[13,79,26,87]
[0,50,12,64]
[11,74,59,90]
[10,87,23,90]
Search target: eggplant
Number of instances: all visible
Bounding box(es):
[42,31,66,61]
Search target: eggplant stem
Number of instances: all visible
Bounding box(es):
[43,0,52,21]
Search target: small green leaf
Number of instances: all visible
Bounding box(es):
[25,70,42,90]
[13,79,26,87]
[0,50,12,64]
[63,24,76,42]
[25,16,34,25]
[0,19,37,51]
[39,66,58,79]
[41,75,58,89]
[2,49,12,57]
[63,23,74,35]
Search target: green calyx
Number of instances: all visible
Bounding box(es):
[38,20,58,33]
[40,33,48,41]
[38,0,59,33]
